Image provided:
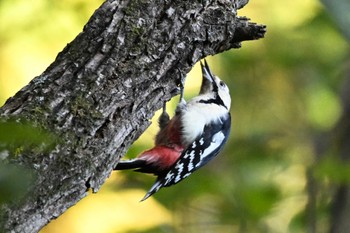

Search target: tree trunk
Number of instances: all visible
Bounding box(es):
[0,0,265,232]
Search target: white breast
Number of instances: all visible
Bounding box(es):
[180,100,228,145]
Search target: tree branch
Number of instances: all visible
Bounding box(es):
[0,0,265,232]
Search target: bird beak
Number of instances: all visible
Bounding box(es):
[199,59,215,94]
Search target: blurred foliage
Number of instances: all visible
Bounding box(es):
[0,0,103,105]
[0,163,35,204]
[320,0,350,41]
[0,119,57,153]
[0,119,56,205]
[1,0,350,233]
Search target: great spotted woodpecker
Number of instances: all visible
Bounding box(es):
[115,60,231,201]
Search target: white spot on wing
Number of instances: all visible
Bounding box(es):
[165,172,174,183]
[212,131,225,143]
[196,131,225,167]
[186,151,196,171]
[174,163,184,183]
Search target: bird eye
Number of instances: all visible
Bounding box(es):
[219,81,225,87]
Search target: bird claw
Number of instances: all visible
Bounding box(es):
[158,102,170,129]
[177,69,186,103]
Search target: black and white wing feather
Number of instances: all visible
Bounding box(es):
[141,114,231,201]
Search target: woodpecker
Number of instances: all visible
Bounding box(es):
[115,60,231,201]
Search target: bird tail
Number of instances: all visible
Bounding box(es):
[115,159,164,201]
[114,159,146,170]
[140,179,164,202]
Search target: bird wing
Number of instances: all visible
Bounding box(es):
[141,114,231,201]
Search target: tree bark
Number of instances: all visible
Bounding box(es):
[0,0,265,232]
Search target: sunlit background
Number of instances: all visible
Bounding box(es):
[1,0,350,232]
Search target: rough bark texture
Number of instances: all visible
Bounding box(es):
[0,0,265,232]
